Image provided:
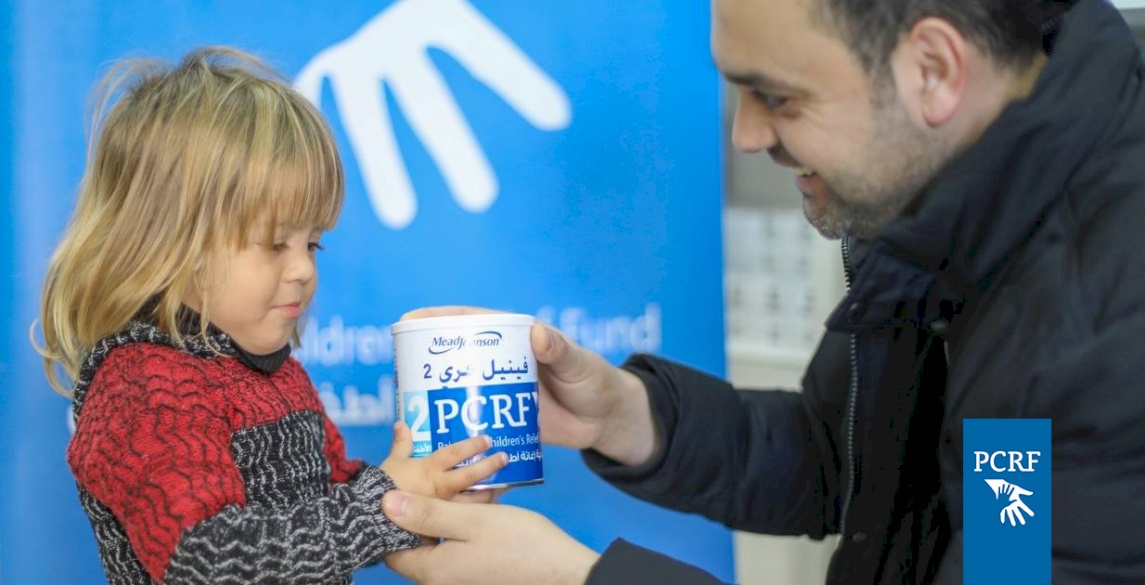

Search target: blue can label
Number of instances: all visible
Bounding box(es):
[392,314,543,488]
[402,382,542,486]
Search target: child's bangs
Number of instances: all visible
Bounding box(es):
[265,146,343,233]
[226,87,345,246]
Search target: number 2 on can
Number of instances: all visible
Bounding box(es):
[405,393,431,442]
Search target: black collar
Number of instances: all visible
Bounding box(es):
[174,306,291,374]
[233,343,292,374]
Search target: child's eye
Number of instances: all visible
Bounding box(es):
[308,241,325,253]
[271,242,288,252]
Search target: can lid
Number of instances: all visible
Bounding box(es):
[391,313,536,334]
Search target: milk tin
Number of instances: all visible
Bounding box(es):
[391,313,543,489]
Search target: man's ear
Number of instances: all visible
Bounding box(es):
[890,17,967,128]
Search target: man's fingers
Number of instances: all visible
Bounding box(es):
[428,435,493,469]
[383,537,439,581]
[401,306,503,321]
[384,491,474,540]
[451,486,508,504]
[484,486,511,501]
[452,487,500,504]
[441,452,509,494]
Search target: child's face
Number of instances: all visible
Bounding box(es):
[196,224,324,354]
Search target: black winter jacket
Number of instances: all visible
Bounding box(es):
[585,1,1145,583]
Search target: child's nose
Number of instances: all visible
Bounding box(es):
[286,249,316,283]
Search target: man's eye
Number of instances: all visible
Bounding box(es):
[752,90,789,110]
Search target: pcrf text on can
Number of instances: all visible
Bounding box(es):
[433,391,539,432]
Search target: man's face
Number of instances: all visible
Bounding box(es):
[713,0,949,239]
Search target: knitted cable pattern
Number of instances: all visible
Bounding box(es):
[68,321,418,584]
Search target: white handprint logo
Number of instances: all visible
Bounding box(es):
[985,479,1035,526]
[295,0,572,229]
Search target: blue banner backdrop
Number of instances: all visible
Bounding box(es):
[1,1,731,583]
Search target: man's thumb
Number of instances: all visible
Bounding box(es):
[532,323,589,378]
[383,491,466,540]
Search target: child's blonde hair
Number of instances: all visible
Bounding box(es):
[38,46,344,396]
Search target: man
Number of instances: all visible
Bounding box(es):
[381,0,1145,583]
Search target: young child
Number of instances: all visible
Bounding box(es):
[37,47,505,584]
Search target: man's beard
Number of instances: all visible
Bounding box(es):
[808,95,950,240]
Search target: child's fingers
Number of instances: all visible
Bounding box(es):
[388,422,413,460]
[427,435,493,469]
[440,452,509,494]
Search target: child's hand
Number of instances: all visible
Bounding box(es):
[382,423,509,500]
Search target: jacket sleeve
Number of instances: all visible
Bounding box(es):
[582,331,851,537]
[586,540,731,585]
[68,347,419,584]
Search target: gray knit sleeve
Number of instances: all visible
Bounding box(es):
[163,466,419,584]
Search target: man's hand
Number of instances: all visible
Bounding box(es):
[401,306,659,466]
[382,490,599,585]
[294,0,571,229]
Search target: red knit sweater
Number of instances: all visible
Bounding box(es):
[68,322,417,584]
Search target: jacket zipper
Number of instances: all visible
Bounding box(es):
[839,236,859,540]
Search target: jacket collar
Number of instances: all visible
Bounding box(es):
[828,0,1141,334]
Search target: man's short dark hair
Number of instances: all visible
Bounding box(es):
[812,0,1052,77]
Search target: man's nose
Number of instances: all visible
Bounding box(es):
[731,94,778,153]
